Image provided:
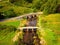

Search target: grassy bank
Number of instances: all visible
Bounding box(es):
[0,20,20,28]
[0,20,21,45]
[0,30,15,45]
[38,14,60,45]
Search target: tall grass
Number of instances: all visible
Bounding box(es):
[38,14,60,45]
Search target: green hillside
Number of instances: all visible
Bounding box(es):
[0,30,15,45]
[0,0,60,19]
[38,14,60,45]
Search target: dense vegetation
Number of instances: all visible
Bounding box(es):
[0,30,15,45]
[0,19,21,45]
[0,24,16,45]
[0,0,60,19]
[0,0,60,45]
[38,14,60,45]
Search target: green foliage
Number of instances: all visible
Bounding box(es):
[0,1,34,18]
[0,24,16,45]
[0,19,21,45]
[38,14,60,45]
[0,20,20,27]
[14,0,25,6]
[32,0,41,9]
[3,9,17,18]
[0,24,17,31]
[40,14,60,30]
[44,29,57,45]
[13,6,33,15]
[0,20,21,31]
[0,30,15,45]
[43,0,58,14]
[0,0,60,18]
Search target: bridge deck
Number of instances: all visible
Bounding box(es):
[18,27,39,29]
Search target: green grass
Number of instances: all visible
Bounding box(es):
[20,19,27,27]
[41,14,60,30]
[0,20,21,45]
[43,29,57,45]
[0,30,16,45]
[38,14,60,45]
[0,20,20,28]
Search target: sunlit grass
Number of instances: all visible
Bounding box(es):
[20,19,27,27]
[0,20,20,28]
[0,30,16,45]
[38,14,60,45]
[41,14,60,31]
[0,19,21,45]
